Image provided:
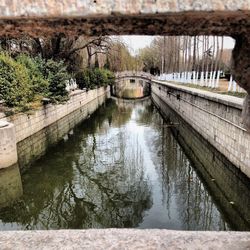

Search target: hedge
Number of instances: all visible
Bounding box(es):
[75,68,115,90]
[0,53,69,111]
[0,53,31,109]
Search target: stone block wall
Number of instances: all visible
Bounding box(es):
[151,81,250,178]
[0,87,109,143]
[152,93,250,230]
[0,122,18,169]
[2,0,250,17]
[17,94,107,173]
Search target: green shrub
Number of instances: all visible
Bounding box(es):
[0,52,71,110]
[101,69,115,85]
[93,68,104,87]
[75,69,92,90]
[75,68,115,90]
[19,56,70,103]
[0,52,31,109]
[44,59,69,102]
[16,54,49,96]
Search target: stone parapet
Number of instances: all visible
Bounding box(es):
[0,1,250,17]
[0,229,249,249]
[0,121,18,169]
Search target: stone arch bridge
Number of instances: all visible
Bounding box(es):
[113,71,153,99]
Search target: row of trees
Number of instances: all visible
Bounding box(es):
[0,36,140,73]
[138,36,232,88]
[0,35,130,111]
[0,34,240,112]
[1,35,235,79]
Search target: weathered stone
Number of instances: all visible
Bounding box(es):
[242,95,250,131]
[151,80,250,178]
[0,122,18,169]
[0,1,249,37]
[0,0,250,17]
[232,35,250,130]
[0,12,250,38]
[0,229,249,249]
[0,1,249,131]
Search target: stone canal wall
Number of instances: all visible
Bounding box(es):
[0,122,18,169]
[152,93,250,230]
[0,87,109,169]
[17,94,107,173]
[151,81,250,179]
[0,87,109,143]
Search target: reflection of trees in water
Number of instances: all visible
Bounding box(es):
[72,128,152,228]
[143,106,231,230]
[0,99,152,230]
[134,99,154,125]
[0,164,23,209]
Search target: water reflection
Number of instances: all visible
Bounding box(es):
[17,94,108,173]
[113,79,150,99]
[0,164,22,209]
[151,93,250,230]
[0,99,152,230]
[0,98,249,230]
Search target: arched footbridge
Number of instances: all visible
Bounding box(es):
[113,71,154,99]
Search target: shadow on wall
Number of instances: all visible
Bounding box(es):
[0,164,23,209]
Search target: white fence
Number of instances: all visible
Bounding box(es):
[157,71,245,93]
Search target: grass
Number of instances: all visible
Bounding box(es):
[168,81,247,98]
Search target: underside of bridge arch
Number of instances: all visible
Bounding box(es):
[1,0,250,129]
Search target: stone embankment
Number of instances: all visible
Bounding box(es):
[151,80,250,179]
[0,87,110,169]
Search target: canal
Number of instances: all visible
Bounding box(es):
[0,97,249,230]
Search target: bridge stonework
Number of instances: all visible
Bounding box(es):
[0,2,250,247]
[114,72,151,99]
[1,1,250,129]
[1,1,250,37]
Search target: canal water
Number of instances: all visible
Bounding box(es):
[0,97,249,230]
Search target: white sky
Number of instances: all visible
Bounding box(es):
[120,35,235,56]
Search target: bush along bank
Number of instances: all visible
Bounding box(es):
[75,68,115,90]
[0,53,70,112]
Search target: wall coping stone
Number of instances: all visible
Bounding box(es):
[153,80,244,110]
[0,89,89,122]
[0,229,249,249]
[1,1,250,18]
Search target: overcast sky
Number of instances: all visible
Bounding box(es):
[120,35,235,56]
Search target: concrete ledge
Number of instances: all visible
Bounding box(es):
[153,80,244,110]
[1,1,250,17]
[0,229,249,249]
[0,122,18,169]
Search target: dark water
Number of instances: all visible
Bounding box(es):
[0,98,249,230]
